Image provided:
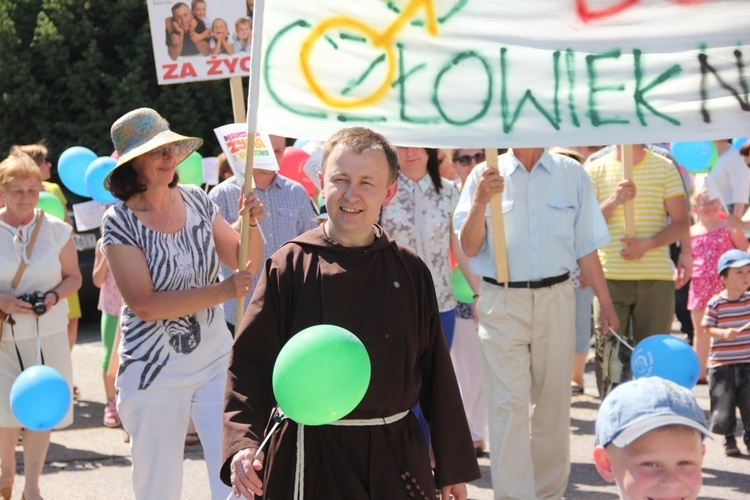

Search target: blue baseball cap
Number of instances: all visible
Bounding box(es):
[595,377,710,447]
[717,248,750,275]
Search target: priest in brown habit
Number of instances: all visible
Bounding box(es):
[222,127,480,499]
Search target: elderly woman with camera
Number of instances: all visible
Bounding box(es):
[0,152,82,500]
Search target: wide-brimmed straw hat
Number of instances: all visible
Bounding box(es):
[109,108,202,173]
[549,146,585,163]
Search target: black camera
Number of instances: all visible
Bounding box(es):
[18,291,47,315]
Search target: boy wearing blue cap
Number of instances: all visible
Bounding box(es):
[593,377,709,500]
[701,248,750,456]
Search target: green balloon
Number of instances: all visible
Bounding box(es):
[452,266,474,303]
[177,151,203,186]
[273,324,371,426]
[37,191,66,220]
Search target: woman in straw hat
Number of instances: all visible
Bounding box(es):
[101,108,263,500]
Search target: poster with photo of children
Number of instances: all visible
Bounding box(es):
[147,0,253,85]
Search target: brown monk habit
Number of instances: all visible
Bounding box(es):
[222,224,480,499]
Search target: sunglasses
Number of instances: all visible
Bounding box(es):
[455,152,485,166]
[147,145,179,159]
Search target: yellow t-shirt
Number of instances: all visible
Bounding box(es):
[42,181,67,206]
[42,181,80,318]
[585,150,685,281]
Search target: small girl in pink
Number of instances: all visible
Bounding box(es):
[689,188,749,382]
[93,237,123,428]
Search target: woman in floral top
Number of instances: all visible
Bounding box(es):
[381,147,460,347]
[380,146,461,449]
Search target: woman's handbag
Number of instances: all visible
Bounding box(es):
[0,211,44,340]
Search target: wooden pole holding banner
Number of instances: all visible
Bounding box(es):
[234,0,266,332]
[484,149,509,283]
[230,76,249,330]
[230,77,246,123]
[620,144,635,238]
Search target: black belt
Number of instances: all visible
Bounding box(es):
[483,272,570,289]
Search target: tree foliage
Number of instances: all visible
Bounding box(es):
[0,0,238,162]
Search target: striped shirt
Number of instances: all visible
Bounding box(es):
[702,292,750,367]
[585,149,685,281]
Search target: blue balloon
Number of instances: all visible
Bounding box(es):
[58,146,97,197]
[630,334,700,389]
[670,141,715,173]
[85,156,118,204]
[732,137,748,150]
[293,138,310,149]
[10,365,71,431]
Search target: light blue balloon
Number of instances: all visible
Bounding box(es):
[670,141,715,173]
[85,156,118,204]
[10,365,71,431]
[732,137,748,150]
[293,138,310,149]
[630,334,700,389]
[58,146,97,197]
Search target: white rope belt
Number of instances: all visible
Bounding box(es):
[293,410,410,500]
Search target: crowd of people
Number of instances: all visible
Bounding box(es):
[1,106,749,499]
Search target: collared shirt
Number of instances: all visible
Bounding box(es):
[208,174,317,325]
[453,149,609,282]
[381,172,459,312]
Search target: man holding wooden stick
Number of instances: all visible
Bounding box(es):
[454,148,618,499]
[585,144,690,398]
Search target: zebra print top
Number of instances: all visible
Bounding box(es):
[102,184,232,391]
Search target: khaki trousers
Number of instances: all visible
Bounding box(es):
[477,280,575,500]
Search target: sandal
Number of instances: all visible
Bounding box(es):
[103,398,121,428]
[571,383,585,395]
[185,432,200,446]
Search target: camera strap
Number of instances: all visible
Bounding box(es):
[9,317,45,372]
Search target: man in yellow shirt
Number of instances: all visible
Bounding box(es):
[585,144,690,397]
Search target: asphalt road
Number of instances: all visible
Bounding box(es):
[6,320,749,499]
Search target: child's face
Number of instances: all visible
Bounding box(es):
[692,195,720,216]
[721,264,750,294]
[213,20,228,38]
[594,428,704,500]
[193,2,206,20]
[237,23,252,40]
